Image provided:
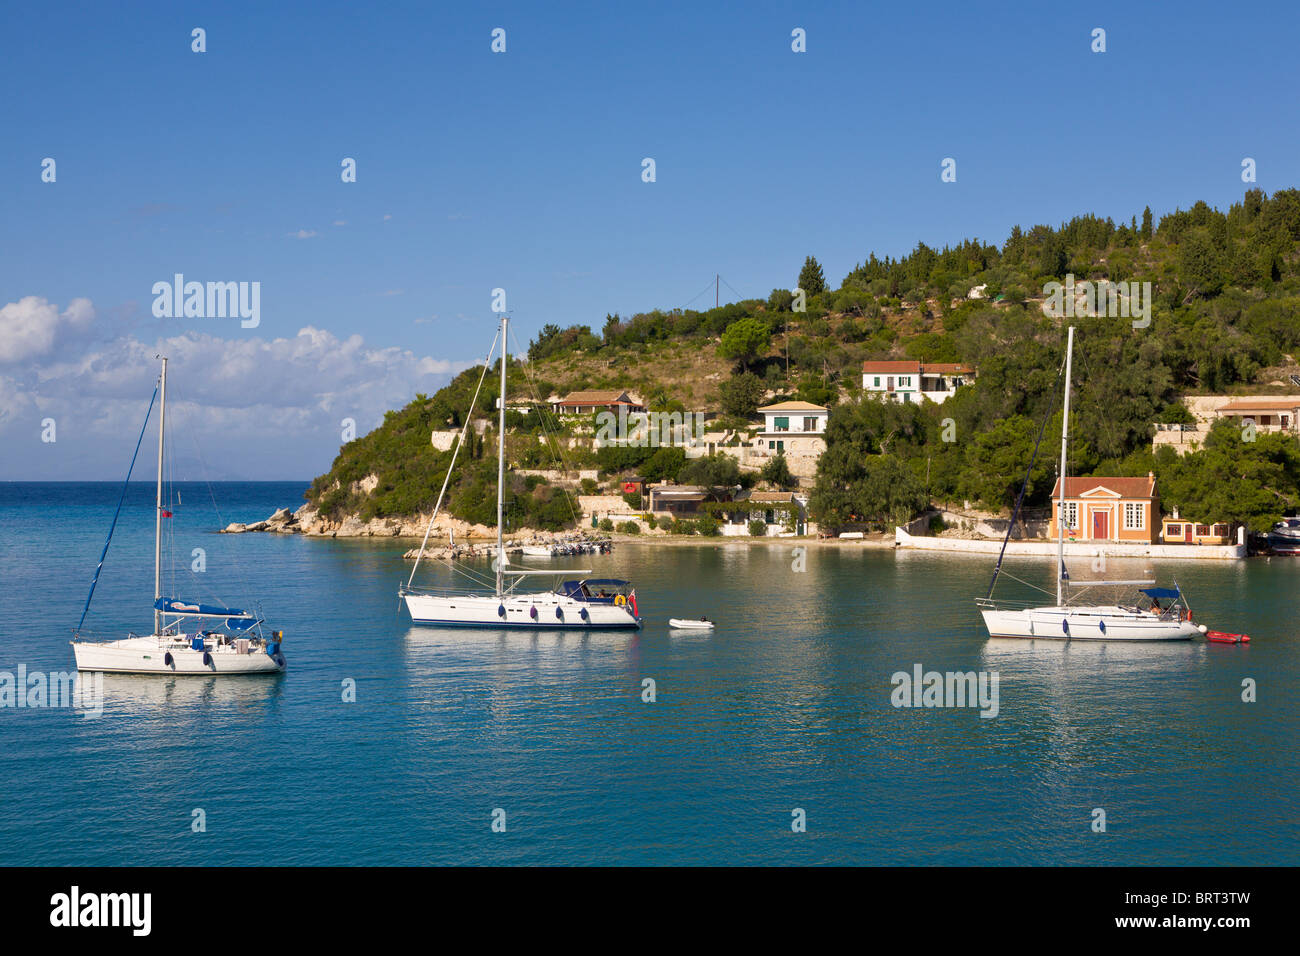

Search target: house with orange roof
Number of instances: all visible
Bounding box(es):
[1046,473,1160,544]
[861,360,975,404]
[551,389,647,416]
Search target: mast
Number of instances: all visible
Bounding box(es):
[1056,327,1074,606]
[153,356,168,634]
[495,315,507,598]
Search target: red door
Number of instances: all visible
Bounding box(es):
[1185,524,1193,543]
[1092,510,1108,540]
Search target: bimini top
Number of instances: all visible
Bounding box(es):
[1139,587,1180,600]
[557,579,633,603]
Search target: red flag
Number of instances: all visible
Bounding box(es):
[161,509,173,517]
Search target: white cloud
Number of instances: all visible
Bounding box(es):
[332,220,347,226]
[288,229,318,239]
[0,296,95,364]
[0,297,473,479]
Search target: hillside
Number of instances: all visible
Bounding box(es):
[305,188,1300,533]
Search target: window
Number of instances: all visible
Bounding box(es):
[773,416,789,431]
[898,376,912,387]
[1196,524,1210,536]
[1123,502,1144,530]
[1061,502,1078,529]
[803,417,819,432]
[1166,523,1181,537]
[873,376,881,387]
[775,440,784,452]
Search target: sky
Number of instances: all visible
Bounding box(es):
[2,0,1297,479]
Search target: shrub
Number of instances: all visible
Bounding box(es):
[646,514,658,530]
[579,478,598,495]
[748,519,768,536]
[696,514,719,536]
[929,514,948,534]
[670,519,696,535]
[598,517,615,532]
[619,521,641,535]
[622,491,642,509]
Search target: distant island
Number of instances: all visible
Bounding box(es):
[283,189,1300,543]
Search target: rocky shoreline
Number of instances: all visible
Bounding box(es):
[222,503,613,560]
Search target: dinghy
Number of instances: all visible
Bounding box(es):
[669,618,714,630]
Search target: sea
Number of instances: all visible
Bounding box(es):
[0,481,1295,865]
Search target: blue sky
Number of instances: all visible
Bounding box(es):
[2,0,1297,478]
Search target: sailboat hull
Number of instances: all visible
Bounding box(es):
[73,636,286,674]
[404,591,641,629]
[980,606,1199,641]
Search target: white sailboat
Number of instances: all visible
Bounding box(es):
[72,357,287,674]
[976,327,1204,642]
[401,315,642,629]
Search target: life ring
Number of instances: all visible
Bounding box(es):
[615,594,627,606]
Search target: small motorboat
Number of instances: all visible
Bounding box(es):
[669,618,715,630]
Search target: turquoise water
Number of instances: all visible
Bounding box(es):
[0,482,1296,865]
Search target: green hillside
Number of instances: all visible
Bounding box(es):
[307,188,1300,533]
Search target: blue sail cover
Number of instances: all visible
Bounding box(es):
[155,598,254,620]
[1139,587,1180,600]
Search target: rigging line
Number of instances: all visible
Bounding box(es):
[984,354,1067,601]
[405,327,500,589]
[680,279,718,311]
[718,275,746,302]
[509,327,583,528]
[77,382,160,632]
[182,410,248,613]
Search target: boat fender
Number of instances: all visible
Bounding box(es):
[498,604,506,618]
[530,605,538,620]
[266,642,279,657]
[1098,620,1106,634]
[1061,618,1069,635]
[164,651,174,667]
[203,651,213,667]
[555,606,564,620]
[630,594,638,617]
[273,653,286,667]
[579,608,589,621]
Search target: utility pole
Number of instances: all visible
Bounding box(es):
[715,274,719,309]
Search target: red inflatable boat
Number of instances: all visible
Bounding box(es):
[1206,631,1250,644]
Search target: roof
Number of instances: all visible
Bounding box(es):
[1050,475,1157,499]
[650,485,708,497]
[556,390,638,405]
[758,400,828,413]
[738,490,797,503]
[1217,398,1300,412]
[861,360,975,375]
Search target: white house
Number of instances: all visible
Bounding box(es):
[861,361,975,404]
[756,400,828,449]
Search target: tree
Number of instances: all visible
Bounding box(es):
[768,288,794,312]
[718,316,772,370]
[798,256,826,296]
[719,371,765,417]
[1141,205,1153,239]
[679,454,742,497]
[760,453,794,489]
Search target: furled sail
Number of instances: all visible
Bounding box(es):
[154,597,254,620]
